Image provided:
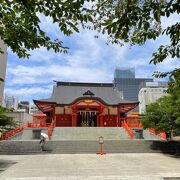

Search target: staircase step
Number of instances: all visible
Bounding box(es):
[1,139,178,154]
[143,130,162,140]
[2,176,164,180]
[51,127,130,140]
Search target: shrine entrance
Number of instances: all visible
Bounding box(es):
[77,110,98,127]
[70,99,105,127]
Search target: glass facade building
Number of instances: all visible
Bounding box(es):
[114,78,153,102]
[114,67,135,79]
[114,67,153,112]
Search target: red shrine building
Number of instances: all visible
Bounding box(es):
[34,81,139,127]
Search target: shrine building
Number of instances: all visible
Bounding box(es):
[34,81,139,127]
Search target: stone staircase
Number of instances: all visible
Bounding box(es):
[143,129,162,140]
[8,129,48,140]
[0,127,176,155]
[0,140,43,154]
[51,127,130,140]
[45,140,160,154]
[0,139,179,154]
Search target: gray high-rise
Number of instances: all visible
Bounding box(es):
[114,67,135,79]
[0,39,7,105]
[114,67,153,112]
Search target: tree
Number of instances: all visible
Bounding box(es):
[141,96,180,134]
[0,0,94,58]
[0,106,16,128]
[141,71,180,136]
[0,0,179,77]
[167,69,180,99]
[92,0,180,77]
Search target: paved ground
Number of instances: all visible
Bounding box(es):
[0,153,180,180]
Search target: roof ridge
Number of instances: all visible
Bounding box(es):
[55,81,113,87]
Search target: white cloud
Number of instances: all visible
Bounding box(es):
[5,87,52,103]
[6,28,179,86]
[7,63,112,85]
[155,57,180,73]
[6,29,129,86]
[5,12,180,102]
[5,87,52,96]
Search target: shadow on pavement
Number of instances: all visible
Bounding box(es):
[0,160,17,173]
[151,141,180,156]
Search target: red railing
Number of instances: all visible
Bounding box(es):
[0,120,55,141]
[126,115,143,128]
[0,126,24,141]
[24,122,51,128]
[122,121,134,139]
[24,121,55,138]
[149,128,167,141]
[33,114,47,122]
[47,121,55,138]
[127,123,143,128]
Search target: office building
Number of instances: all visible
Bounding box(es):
[114,67,135,79]
[114,67,153,112]
[138,82,168,114]
[18,101,30,113]
[4,94,19,110]
[0,39,7,105]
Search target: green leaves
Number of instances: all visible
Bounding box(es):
[0,106,17,128]
[142,96,180,134]
[142,71,180,135]
[92,0,179,78]
[151,44,180,67]
[0,0,95,58]
[0,0,179,77]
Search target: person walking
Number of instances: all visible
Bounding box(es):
[39,136,46,151]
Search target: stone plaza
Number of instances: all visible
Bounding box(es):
[0,153,180,180]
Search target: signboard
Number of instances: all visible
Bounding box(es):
[99,136,104,144]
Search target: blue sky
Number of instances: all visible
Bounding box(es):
[4,13,180,103]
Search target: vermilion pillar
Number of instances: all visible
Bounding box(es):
[53,106,55,124]
[72,113,77,127]
[99,114,104,127]
[118,107,120,127]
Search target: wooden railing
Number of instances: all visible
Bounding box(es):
[0,121,55,141]
[126,115,143,128]
[149,128,167,140]
[0,127,23,141]
[122,121,134,139]
[127,123,143,128]
[47,121,55,138]
[24,121,55,138]
[24,122,51,128]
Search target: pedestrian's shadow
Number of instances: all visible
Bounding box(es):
[40,148,52,153]
[0,160,17,173]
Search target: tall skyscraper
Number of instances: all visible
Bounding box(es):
[4,94,19,110]
[0,39,7,106]
[114,67,153,112]
[114,67,135,79]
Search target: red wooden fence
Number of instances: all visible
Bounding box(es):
[149,128,167,140]
[0,127,23,141]
[24,122,51,128]
[122,120,134,139]
[0,120,55,141]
